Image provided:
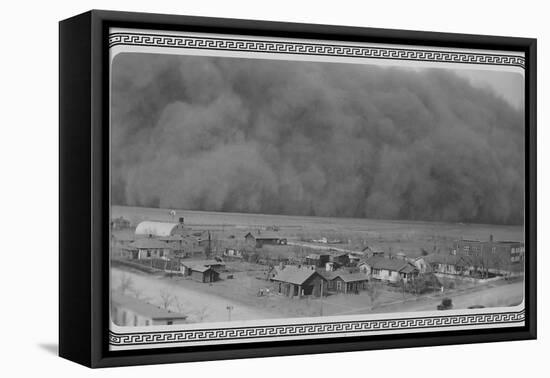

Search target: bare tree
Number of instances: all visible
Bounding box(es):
[193,306,209,322]
[159,289,175,309]
[174,296,189,316]
[366,281,382,310]
[118,274,134,295]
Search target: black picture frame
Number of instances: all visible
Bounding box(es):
[59,9,537,368]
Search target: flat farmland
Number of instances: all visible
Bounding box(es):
[112,205,524,258]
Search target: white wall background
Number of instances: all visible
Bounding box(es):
[0,0,546,376]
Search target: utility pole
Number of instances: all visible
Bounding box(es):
[226,305,234,321]
[320,281,324,316]
[207,231,212,258]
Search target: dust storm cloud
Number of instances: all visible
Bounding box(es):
[111,53,524,225]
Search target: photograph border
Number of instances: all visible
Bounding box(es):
[59,9,536,368]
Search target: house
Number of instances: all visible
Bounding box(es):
[330,272,368,294]
[135,217,190,238]
[244,231,288,248]
[329,252,350,267]
[361,257,419,283]
[362,245,385,258]
[223,248,244,258]
[111,292,187,326]
[271,266,327,298]
[187,265,220,283]
[348,253,363,265]
[161,234,206,258]
[111,234,135,258]
[395,252,407,260]
[409,256,431,274]
[123,238,170,260]
[111,234,134,247]
[305,253,330,267]
[181,259,226,275]
[424,253,473,276]
[111,216,131,230]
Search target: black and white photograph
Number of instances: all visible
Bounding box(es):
[107,27,528,351]
[1,0,546,374]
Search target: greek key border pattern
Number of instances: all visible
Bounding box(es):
[110,309,524,347]
[109,32,525,69]
[108,31,525,349]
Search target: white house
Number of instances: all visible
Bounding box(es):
[360,257,419,283]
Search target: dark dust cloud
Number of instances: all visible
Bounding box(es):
[111,53,524,225]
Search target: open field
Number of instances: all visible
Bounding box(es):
[112,205,524,259]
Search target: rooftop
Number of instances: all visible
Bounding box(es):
[135,220,190,237]
[271,266,321,285]
[111,292,187,320]
[187,265,216,273]
[181,259,225,267]
[362,257,418,273]
[126,238,167,250]
[333,272,369,282]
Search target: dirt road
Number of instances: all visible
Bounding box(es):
[111,268,275,323]
[344,281,523,315]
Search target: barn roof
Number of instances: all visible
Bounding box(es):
[111,292,187,320]
[126,238,167,250]
[271,267,322,285]
[135,221,183,237]
[159,234,191,241]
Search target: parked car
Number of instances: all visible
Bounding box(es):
[437,297,453,310]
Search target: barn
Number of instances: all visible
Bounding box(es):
[135,217,189,238]
[271,267,327,298]
[244,231,287,248]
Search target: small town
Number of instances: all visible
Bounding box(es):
[110,209,525,327]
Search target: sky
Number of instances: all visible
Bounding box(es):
[110,53,525,225]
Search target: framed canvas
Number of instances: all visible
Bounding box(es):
[59,10,536,368]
